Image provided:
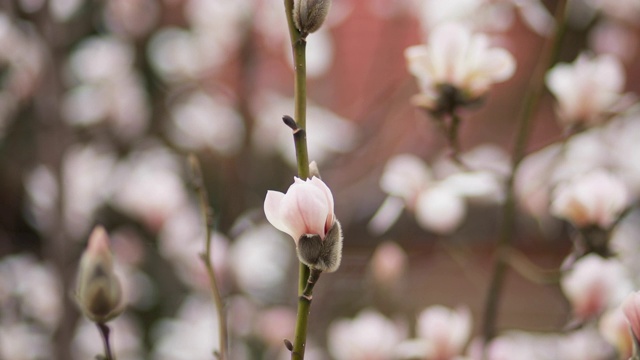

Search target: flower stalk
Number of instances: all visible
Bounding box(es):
[480,0,568,348]
[96,322,115,360]
[284,0,322,358]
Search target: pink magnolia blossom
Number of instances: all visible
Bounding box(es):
[551,170,629,229]
[600,306,633,358]
[416,305,472,360]
[561,254,631,321]
[264,176,335,242]
[623,291,640,341]
[405,22,515,111]
[546,53,626,127]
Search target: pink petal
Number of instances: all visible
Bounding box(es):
[264,191,297,240]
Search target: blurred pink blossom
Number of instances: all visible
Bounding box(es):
[599,306,633,359]
[623,291,640,342]
[415,305,472,360]
[405,22,515,111]
[561,254,632,321]
[328,309,406,360]
[551,170,629,229]
[546,53,627,128]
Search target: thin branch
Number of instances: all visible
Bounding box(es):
[188,154,228,360]
[480,0,569,347]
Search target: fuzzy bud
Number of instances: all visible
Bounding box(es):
[293,0,331,37]
[297,220,343,272]
[76,226,123,323]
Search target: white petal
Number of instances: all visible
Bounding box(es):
[264,191,296,239]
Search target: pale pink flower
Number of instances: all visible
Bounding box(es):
[623,291,640,341]
[416,305,472,359]
[264,177,335,242]
[369,241,408,287]
[546,53,626,127]
[551,170,629,229]
[561,254,632,320]
[405,22,515,111]
[600,306,633,359]
[415,185,467,234]
[328,310,405,360]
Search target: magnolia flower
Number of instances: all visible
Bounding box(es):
[264,177,342,272]
[551,170,629,229]
[623,291,640,342]
[76,226,123,323]
[561,254,632,321]
[328,309,405,360]
[416,305,472,359]
[546,53,626,128]
[599,306,632,359]
[405,22,515,113]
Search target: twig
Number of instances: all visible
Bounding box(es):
[188,154,228,360]
[284,0,316,358]
[480,0,569,347]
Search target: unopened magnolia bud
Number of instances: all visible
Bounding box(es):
[297,220,342,272]
[293,0,331,37]
[76,226,123,323]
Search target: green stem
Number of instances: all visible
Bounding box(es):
[188,155,228,360]
[284,1,314,359]
[480,0,568,347]
[96,322,115,360]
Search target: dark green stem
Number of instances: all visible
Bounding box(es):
[96,322,115,360]
[188,155,228,360]
[284,1,315,359]
[480,0,568,347]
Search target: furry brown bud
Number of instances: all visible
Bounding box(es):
[293,0,331,37]
[297,220,343,272]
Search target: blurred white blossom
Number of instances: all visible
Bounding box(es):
[167,91,245,155]
[110,145,189,231]
[0,323,53,360]
[561,254,632,321]
[551,170,629,229]
[62,144,117,239]
[405,22,515,112]
[152,294,220,360]
[0,255,62,330]
[63,36,149,138]
[546,53,627,128]
[410,305,472,360]
[328,309,406,360]
[413,0,554,35]
[158,204,229,292]
[229,223,293,302]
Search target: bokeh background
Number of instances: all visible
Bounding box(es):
[1,0,640,359]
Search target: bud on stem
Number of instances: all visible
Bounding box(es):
[293,0,331,37]
[76,226,123,323]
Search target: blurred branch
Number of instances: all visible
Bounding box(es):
[480,0,569,347]
[188,155,228,360]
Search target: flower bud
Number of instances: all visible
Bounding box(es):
[76,226,123,323]
[293,0,331,37]
[297,219,342,272]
